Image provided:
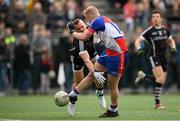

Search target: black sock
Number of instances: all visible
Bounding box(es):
[154,82,163,105]
[69,88,79,104]
[144,75,156,83]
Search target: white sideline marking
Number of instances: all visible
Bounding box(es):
[1,119,178,121]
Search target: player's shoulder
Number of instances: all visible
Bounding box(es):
[90,16,105,31]
[91,16,104,24]
[161,25,169,31]
[102,16,112,23]
[142,26,153,34]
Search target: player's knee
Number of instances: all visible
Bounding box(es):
[107,81,117,90]
[156,75,165,84]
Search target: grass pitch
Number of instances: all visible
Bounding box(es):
[0,94,180,120]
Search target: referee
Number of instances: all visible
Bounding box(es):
[135,10,177,109]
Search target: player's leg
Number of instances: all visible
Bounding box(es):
[152,66,166,109]
[99,75,121,118]
[68,63,103,116]
[68,56,85,116]
[99,53,126,117]
[150,56,167,109]
[107,75,120,106]
[135,56,166,109]
[93,61,107,108]
[94,81,106,108]
[68,70,102,116]
[135,56,158,83]
[68,61,107,116]
[73,61,106,92]
[68,52,107,116]
[71,54,105,92]
[72,69,84,88]
[68,72,94,116]
[67,69,84,116]
[135,70,157,84]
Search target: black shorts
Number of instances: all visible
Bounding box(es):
[70,52,97,71]
[149,55,167,72]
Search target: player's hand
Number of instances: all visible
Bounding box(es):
[66,20,75,33]
[137,48,145,56]
[170,48,177,56]
[93,71,106,84]
[166,48,177,59]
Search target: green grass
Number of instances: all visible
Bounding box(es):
[0,94,180,120]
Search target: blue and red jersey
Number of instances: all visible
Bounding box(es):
[87,16,128,76]
[88,16,128,56]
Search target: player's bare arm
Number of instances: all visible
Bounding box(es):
[72,29,93,41]
[67,20,94,41]
[135,36,143,50]
[135,35,146,55]
[167,37,177,54]
[135,35,147,51]
[167,38,176,49]
[79,50,94,73]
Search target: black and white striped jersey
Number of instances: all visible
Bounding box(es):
[69,35,97,59]
[69,36,98,70]
[140,25,172,57]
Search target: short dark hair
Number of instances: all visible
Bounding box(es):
[152,10,163,17]
[73,19,81,25]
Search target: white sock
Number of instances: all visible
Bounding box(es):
[69,90,78,97]
[96,89,104,96]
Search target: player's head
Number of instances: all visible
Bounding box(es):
[151,10,163,27]
[73,19,87,33]
[83,6,100,22]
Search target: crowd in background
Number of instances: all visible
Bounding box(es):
[0,0,180,96]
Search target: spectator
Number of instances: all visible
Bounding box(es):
[135,0,150,28]
[0,26,8,96]
[46,1,65,33]
[14,34,32,95]
[0,20,5,38]
[4,27,16,91]
[107,0,127,8]
[64,0,79,21]
[172,0,180,16]
[4,27,15,45]
[152,0,166,12]
[53,28,73,92]
[123,0,136,45]
[28,2,46,32]
[0,0,9,22]
[25,0,38,15]
[31,24,52,94]
[79,0,90,10]
[26,0,51,14]
[38,0,51,13]
[8,0,28,34]
[40,45,55,94]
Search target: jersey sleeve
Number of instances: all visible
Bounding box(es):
[141,30,150,41]
[78,40,85,52]
[89,16,105,32]
[166,29,172,40]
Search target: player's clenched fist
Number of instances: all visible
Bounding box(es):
[66,20,75,33]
